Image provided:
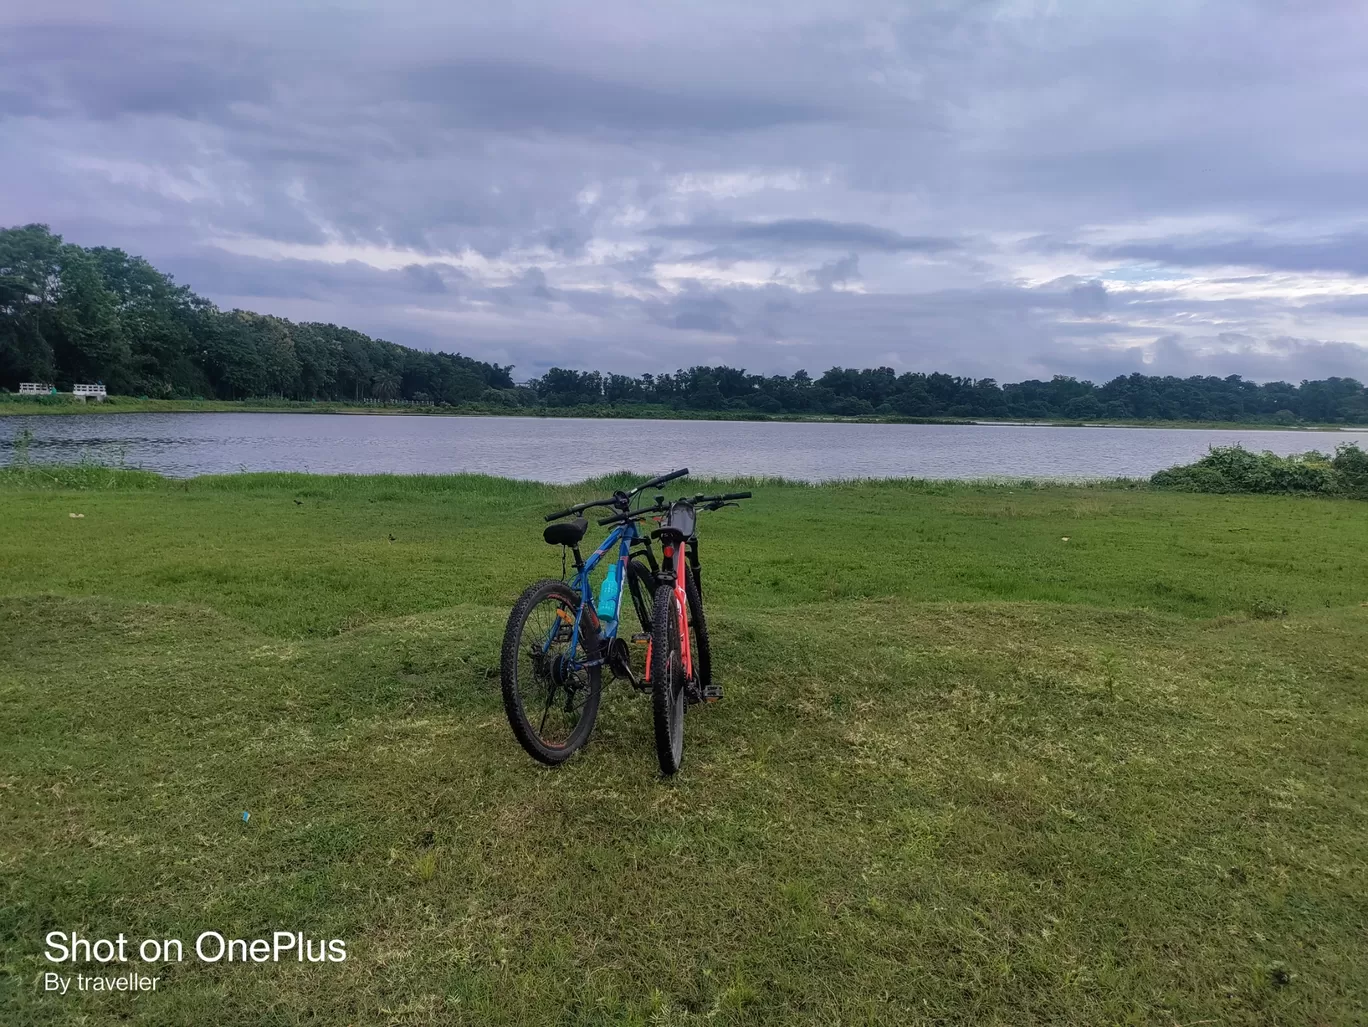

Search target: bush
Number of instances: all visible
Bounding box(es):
[1332,442,1368,497]
[0,392,76,407]
[1152,444,1366,497]
[830,397,875,417]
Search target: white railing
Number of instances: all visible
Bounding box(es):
[19,383,54,395]
[72,384,107,400]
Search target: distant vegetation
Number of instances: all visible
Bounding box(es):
[0,224,513,404]
[525,366,1368,424]
[4,223,1368,424]
[1152,443,1368,497]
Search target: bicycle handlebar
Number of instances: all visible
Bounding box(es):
[545,468,690,521]
[688,491,752,504]
[596,491,752,526]
[635,467,689,494]
[544,497,613,521]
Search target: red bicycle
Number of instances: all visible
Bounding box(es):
[598,489,752,773]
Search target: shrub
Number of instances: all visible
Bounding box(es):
[1332,442,1368,497]
[1152,444,1366,497]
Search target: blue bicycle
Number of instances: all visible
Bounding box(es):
[500,469,688,765]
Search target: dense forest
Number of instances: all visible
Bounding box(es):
[0,224,513,404]
[528,366,1368,424]
[4,224,1367,424]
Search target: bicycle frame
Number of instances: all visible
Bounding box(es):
[653,540,694,680]
[641,499,703,685]
[541,519,645,671]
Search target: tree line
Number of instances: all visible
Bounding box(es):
[528,365,1368,425]
[0,224,513,403]
[4,223,1366,424]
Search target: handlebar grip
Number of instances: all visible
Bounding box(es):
[597,512,626,527]
[723,491,752,501]
[545,508,574,522]
[640,467,688,492]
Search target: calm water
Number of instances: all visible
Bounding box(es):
[2,413,1365,482]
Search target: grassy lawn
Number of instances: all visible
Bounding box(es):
[1,469,1366,1024]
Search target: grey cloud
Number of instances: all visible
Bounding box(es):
[401,263,451,295]
[811,253,860,289]
[164,244,1368,386]
[0,25,270,121]
[648,219,958,253]
[1063,279,1109,316]
[167,252,467,305]
[406,60,836,137]
[1304,294,1368,316]
[1047,321,1134,338]
[1041,334,1368,386]
[1088,233,1368,277]
[490,268,557,309]
[651,293,737,334]
[3,1,1367,382]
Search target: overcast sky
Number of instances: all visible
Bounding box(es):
[3,1,1367,383]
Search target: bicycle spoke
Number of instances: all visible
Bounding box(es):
[510,590,595,749]
[538,684,558,735]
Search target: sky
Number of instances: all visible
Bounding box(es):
[3,0,1368,383]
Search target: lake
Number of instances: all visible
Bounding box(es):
[2,413,1365,482]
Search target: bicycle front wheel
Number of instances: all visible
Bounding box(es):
[500,578,602,765]
[649,583,687,774]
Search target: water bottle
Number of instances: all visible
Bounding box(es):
[596,560,622,629]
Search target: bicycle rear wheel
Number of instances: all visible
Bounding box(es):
[684,567,711,698]
[500,578,602,765]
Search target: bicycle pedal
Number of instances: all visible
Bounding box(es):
[630,632,650,644]
[703,684,724,703]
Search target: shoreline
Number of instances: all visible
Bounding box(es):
[0,464,1153,490]
[2,397,1365,433]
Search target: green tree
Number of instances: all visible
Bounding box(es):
[89,247,204,396]
[371,368,402,400]
[202,312,268,398]
[49,245,127,386]
[238,313,300,397]
[0,223,63,384]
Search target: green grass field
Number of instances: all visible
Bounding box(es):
[2,468,1366,1025]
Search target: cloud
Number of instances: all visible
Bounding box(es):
[2,0,1367,381]
[647,219,958,253]
[405,60,837,137]
[1041,333,1368,386]
[811,253,860,290]
[0,25,271,121]
[1087,232,1368,277]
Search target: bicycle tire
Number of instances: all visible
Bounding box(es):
[649,583,686,774]
[684,566,711,697]
[500,578,602,765]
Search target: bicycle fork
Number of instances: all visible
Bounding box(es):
[643,542,692,684]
